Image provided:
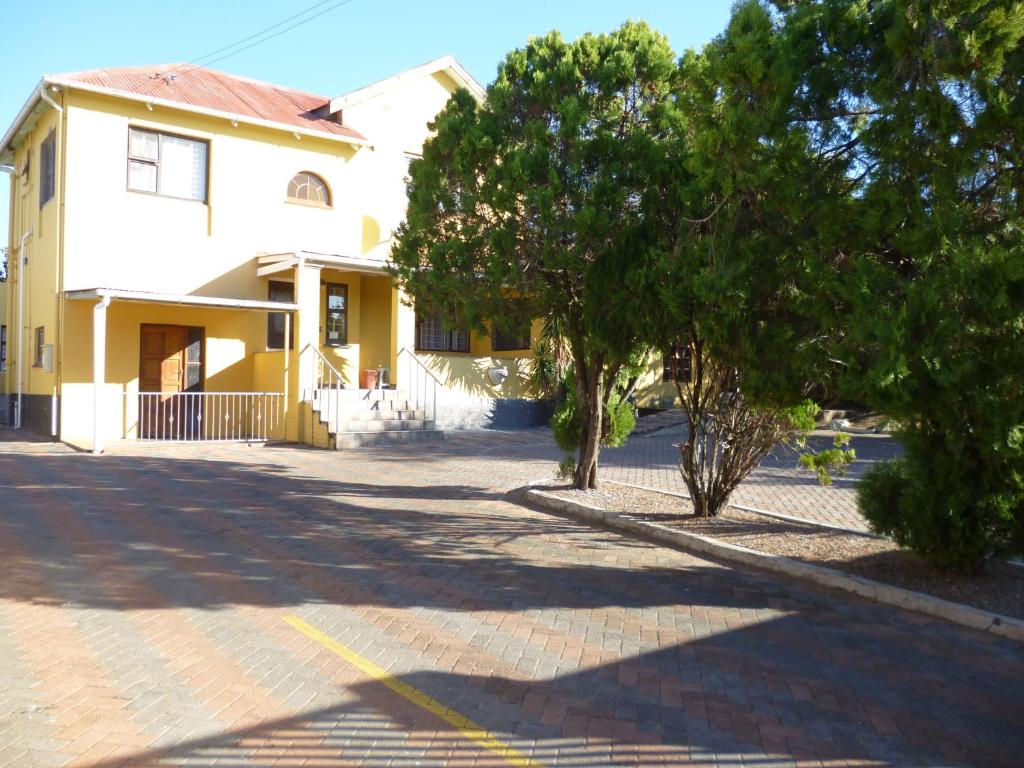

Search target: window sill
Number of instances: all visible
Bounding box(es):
[128,188,208,205]
[285,198,333,210]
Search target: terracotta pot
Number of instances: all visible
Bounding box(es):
[360,369,379,390]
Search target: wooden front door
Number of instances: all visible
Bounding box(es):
[139,325,191,438]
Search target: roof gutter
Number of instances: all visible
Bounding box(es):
[0,80,43,163]
[45,77,372,148]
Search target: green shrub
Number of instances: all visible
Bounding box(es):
[551,368,636,460]
[858,437,1024,572]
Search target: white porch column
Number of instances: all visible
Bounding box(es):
[296,262,323,389]
[92,296,111,454]
[292,261,321,442]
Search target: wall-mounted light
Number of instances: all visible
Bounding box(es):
[487,366,509,387]
[145,102,154,111]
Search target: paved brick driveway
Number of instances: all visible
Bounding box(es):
[601,419,901,532]
[0,432,1021,767]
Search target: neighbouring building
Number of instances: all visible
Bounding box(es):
[0,57,677,451]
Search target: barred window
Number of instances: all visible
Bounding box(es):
[416,306,469,352]
[491,303,532,351]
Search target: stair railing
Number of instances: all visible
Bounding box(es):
[397,347,440,423]
[303,344,346,432]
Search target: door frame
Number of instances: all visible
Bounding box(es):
[138,324,206,393]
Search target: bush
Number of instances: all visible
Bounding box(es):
[551,368,636,462]
[858,437,1024,572]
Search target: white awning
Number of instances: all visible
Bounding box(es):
[256,250,390,277]
[65,287,299,312]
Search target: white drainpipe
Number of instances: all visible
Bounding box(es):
[14,229,33,429]
[38,84,64,438]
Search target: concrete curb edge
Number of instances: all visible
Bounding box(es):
[524,485,1024,644]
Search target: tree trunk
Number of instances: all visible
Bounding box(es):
[574,363,604,490]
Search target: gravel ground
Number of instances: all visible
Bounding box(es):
[543,481,1024,621]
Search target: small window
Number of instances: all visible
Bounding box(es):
[127,127,208,202]
[491,303,532,352]
[34,327,45,368]
[325,284,348,346]
[663,340,692,383]
[0,325,6,372]
[416,305,469,353]
[40,131,56,208]
[267,281,294,350]
[287,171,331,206]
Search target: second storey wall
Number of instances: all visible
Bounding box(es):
[60,91,365,298]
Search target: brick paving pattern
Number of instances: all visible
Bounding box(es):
[0,429,1020,767]
[601,418,901,532]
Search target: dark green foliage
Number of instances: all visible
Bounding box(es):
[772,0,1024,569]
[391,21,680,489]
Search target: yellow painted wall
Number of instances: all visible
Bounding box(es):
[61,90,362,296]
[4,105,62,409]
[635,354,683,409]
[61,300,276,448]
[359,275,392,377]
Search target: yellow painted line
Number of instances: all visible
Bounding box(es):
[284,615,542,767]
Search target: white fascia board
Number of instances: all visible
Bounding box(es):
[0,81,44,163]
[45,77,372,148]
[328,54,486,114]
[65,287,299,312]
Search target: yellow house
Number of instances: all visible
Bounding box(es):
[1,57,677,452]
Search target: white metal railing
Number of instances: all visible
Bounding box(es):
[131,392,283,442]
[305,345,347,430]
[397,347,439,422]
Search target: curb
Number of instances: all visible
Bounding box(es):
[524,485,1024,644]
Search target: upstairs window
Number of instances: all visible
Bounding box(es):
[127,127,208,202]
[663,340,692,383]
[40,131,56,208]
[287,171,331,206]
[416,306,469,353]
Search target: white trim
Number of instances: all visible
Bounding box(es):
[65,287,299,312]
[256,250,390,276]
[0,82,44,163]
[329,54,485,113]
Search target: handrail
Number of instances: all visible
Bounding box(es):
[302,343,347,436]
[305,344,346,390]
[397,347,440,424]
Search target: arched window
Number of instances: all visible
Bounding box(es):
[287,171,331,206]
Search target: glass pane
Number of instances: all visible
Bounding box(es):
[159,135,207,201]
[451,330,470,352]
[417,311,446,351]
[128,160,157,192]
[128,128,159,161]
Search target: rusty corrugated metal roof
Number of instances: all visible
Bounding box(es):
[50,64,366,142]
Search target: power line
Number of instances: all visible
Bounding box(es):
[162,0,355,76]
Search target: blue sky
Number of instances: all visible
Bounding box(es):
[1,0,733,246]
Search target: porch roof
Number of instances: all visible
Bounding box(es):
[65,287,299,312]
[256,251,390,278]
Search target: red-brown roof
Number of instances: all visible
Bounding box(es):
[50,64,366,142]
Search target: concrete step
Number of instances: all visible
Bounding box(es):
[332,429,446,449]
[313,402,419,419]
[331,419,433,433]
[315,388,410,402]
